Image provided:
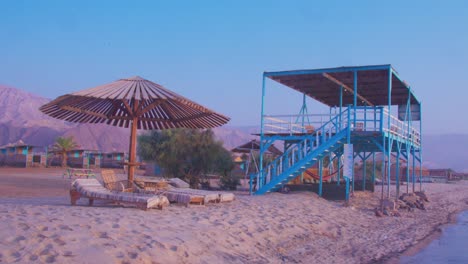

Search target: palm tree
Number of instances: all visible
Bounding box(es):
[51,136,79,167]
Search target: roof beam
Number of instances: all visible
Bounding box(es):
[322,73,374,106]
[264,64,390,77]
[61,106,108,119]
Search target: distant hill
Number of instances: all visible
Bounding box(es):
[423,134,468,172]
[212,126,258,150]
[0,85,72,130]
[0,84,254,152]
[0,84,467,172]
[0,85,131,151]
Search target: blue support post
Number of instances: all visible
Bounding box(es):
[374,106,377,130]
[363,152,366,191]
[347,105,351,139]
[381,127,386,201]
[258,75,266,192]
[302,94,306,128]
[396,146,400,198]
[345,178,350,201]
[412,148,416,192]
[372,152,376,186]
[387,67,392,199]
[364,103,367,131]
[352,156,355,194]
[353,71,357,128]
[405,88,411,194]
[337,154,341,186]
[419,103,423,191]
[319,159,323,197]
[249,173,253,195]
[346,105,353,192]
[406,148,410,193]
[387,140,393,198]
[339,86,343,130]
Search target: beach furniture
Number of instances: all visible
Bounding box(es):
[168,178,190,188]
[70,179,170,210]
[63,168,95,179]
[147,186,235,206]
[100,169,141,192]
[166,178,234,202]
[133,176,235,206]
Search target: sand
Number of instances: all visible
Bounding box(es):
[1,168,468,264]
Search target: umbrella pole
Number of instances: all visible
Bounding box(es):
[128,117,138,184]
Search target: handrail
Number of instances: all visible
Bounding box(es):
[259,108,349,187]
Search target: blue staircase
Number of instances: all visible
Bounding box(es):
[253,112,350,195]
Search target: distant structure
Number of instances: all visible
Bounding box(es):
[427,168,464,181]
[47,150,127,169]
[0,140,46,167]
[48,148,97,168]
[231,139,282,190]
[90,152,126,169]
[252,65,423,200]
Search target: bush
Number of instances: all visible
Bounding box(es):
[220,173,240,190]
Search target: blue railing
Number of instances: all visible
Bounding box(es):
[257,108,349,190]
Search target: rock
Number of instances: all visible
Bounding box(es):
[383,208,390,216]
[381,199,396,210]
[375,208,384,217]
[399,192,428,211]
[414,191,429,202]
[396,200,408,210]
[392,210,401,217]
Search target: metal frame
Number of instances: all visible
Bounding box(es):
[252,65,423,201]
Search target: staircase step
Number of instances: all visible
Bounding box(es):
[255,129,347,195]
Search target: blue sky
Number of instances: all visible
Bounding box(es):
[1,0,467,133]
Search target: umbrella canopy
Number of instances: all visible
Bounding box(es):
[40,76,230,182]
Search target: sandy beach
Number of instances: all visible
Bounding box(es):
[1,168,468,264]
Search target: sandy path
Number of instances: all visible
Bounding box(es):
[0,168,467,263]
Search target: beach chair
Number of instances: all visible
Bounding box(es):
[70,179,169,210]
[167,178,234,202]
[100,169,141,193]
[151,189,204,206]
[149,186,235,205]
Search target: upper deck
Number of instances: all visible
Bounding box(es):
[261,106,420,149]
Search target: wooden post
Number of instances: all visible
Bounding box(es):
[128,116,138,184]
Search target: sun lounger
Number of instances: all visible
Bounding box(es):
[168,178,190,188]
[70,179,169,210]
[166,178,235,203]
[218,192,235,202]
[100,169,142,193]
[146,186,235,206]
[151,189,204,206]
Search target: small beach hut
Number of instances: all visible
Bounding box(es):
[231,139,282,190]
[40,76,230,184]
[0,140,40,167]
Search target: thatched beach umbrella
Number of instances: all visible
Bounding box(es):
[40,76,230,183]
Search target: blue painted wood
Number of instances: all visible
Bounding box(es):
[264,64,391,77]
[259,76,266,189]
[255,129,348,195]
[319,159,323,197]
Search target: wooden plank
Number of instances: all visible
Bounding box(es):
[322,73,374,106]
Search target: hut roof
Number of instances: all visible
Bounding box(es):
[231,139,283,156]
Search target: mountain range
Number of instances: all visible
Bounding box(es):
[0,85,466,172]
[0,85,255,152]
